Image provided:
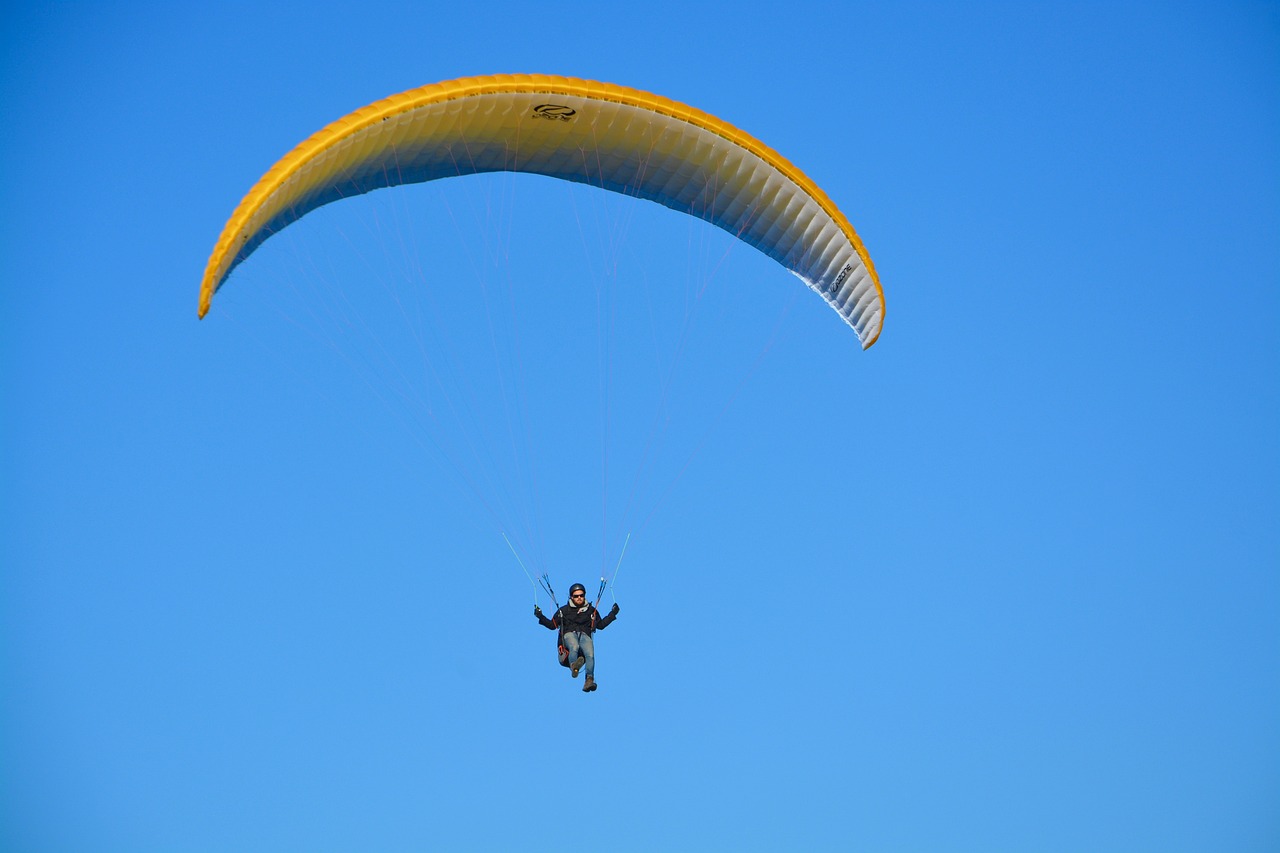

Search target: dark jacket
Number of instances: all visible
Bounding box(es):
[537,602,618,636]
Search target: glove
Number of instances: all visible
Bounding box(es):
[609,603,620,616]
[534,605,543,618]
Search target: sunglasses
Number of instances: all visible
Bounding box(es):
[571,593,586,598]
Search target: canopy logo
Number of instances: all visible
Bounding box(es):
[532,104,576,121]
[832,262,855,291]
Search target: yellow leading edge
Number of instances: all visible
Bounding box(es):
[198,74,884,348]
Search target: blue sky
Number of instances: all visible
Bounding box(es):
[3,2,1277,851]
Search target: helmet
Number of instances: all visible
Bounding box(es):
[569,583,587,596]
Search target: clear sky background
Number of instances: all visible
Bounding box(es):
[3,2,1277,851]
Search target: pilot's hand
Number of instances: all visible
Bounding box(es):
[534,605,543,617]
[609,603,620,616]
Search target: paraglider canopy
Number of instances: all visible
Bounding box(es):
[199,73,884,347]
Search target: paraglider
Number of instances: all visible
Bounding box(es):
[199,75,885,688]
[534,582,620,693]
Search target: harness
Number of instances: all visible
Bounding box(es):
[554,601,599,667]
[513,533,629,668]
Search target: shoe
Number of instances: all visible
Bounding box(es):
[583,675,597,692]
[570,656,585,678]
